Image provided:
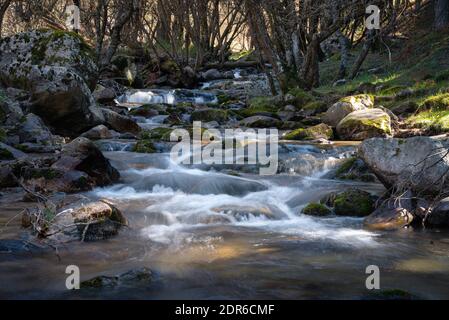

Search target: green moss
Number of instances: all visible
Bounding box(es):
[133,140,156,153]
[421,93,449,110]
[287,88,315,107]
[407,109,449,133]
[302,203,332,216]
[25,168,63,180]
[140,127,173,141]
[229,50,254,61]
[333,189,374,217]
[284,123,333,141]
[238,96,281,117]
[335,157,357,177]
[303,100,327,112]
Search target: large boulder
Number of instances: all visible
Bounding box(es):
[51,137,119,187]
[324,94,374,126]
[0,30,103,135]
[17,113,53,144]
[336,108,392,140]
[101,108,141,136]
[358,136,449,195]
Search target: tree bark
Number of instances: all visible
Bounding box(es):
[434,0,449,30]
[0,0,11,38]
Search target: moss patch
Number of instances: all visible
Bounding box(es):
[333,189,375,217]
[0,148,14,160]
[133,140,156,153]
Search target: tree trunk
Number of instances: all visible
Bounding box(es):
[435,0,449,30]
[349,30,376,80]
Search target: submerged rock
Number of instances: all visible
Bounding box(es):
[46,199,127,242]
[81,267,153,289]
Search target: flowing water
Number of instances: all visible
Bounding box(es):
[2,142,449,300]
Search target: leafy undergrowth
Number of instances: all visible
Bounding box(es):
[315,29,449,135]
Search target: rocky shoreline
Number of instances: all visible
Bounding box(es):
[1,29,449,256]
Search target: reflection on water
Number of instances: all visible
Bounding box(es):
[2,145,449,299]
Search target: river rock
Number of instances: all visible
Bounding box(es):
[80,124,119,140]
[191,108,228,124]
[358,136,449,194]
[81,267,153,288]
[51,137,119,187]
[330,188,375,217]
[46,200,127,242]
[239,115,281,128]
[101,108,141,135]
[336,108,392,140]
[283,123,333,140]
[324,94,374,126]
[302,203,332,216]
[0,95,24,126]
[364,198,414,230]
[17,113,53,145]
[0,30,103,135]
[0,142,27,160]
[202,69,222,81]
[93,84,117,104]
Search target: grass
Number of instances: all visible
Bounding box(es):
[407,109,449,132]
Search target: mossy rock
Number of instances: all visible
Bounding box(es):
[133,140,156,153]
[302,203,332,216]
[332,188,375,217]
[284,123,333,141]
[245,96,282,115]
[336,108,392,141]
[22,167,63,180]
[191,109,228,123]
[140,127,173,142]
